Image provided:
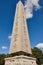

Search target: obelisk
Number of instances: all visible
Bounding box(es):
[9,0,31,54]
[5,1,37,65]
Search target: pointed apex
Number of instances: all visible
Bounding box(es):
[19,0,21,2]
[18,0,22,4]
[17,0,23,8]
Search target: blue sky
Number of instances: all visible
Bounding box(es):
[0,0,43,54]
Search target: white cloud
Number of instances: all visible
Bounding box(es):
[35,43,43,49]
[24,0,41,19]
[2,46,8,50]
[8,35,12,39]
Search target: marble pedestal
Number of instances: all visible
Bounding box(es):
[5,55,37,65]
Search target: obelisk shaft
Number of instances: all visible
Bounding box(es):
[9,1,32,54]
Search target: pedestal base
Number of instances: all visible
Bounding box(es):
[5,55,37,65]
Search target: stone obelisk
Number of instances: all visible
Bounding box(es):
[5,1,37,65]
[9,0,31,54]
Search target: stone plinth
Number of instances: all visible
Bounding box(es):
[5,56,37,65]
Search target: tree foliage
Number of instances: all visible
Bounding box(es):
[0,54,6,65]
[31,47,43,64]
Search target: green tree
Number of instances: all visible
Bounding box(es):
[0,54,6,65]
[31,47,43,64]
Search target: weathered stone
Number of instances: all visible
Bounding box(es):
[5,56,37,65]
